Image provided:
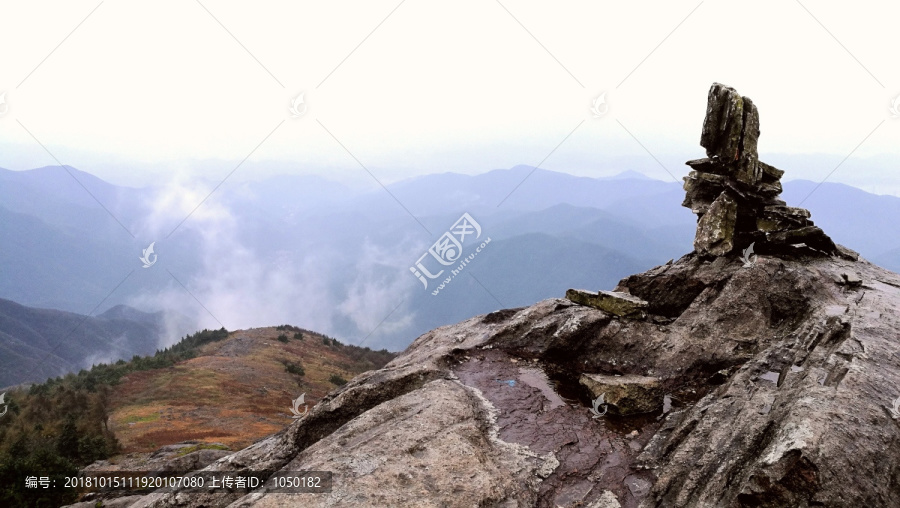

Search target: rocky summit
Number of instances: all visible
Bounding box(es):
[684,83,838,258]
[101,86,900,508]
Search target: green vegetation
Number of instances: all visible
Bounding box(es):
[79,327,230,388]
[341,345,394,371]
[276,333,289,343]
[0,328,228,506]
[284,362,305,376]
[321,336,341,347]
[0,325,395,506]
[0,383,114,506]
[122,413,160,424]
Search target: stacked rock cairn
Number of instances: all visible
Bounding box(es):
[683,82,837,257]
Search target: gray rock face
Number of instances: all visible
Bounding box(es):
[685,83,837,258]
[700,83,761,186]
[117,250,900,508]
[700,83,746,162]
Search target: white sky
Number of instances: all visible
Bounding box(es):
[1,0,898,190]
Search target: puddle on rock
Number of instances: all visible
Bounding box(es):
[453,350,657,508]
[518,366,566,410]
[759,371,780,383]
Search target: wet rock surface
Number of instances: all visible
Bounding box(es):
[453,349,658,508]
[118,246,900,507]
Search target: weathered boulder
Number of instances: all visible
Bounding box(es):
[81,442,231,474]
[756,205,810,232]
[566,289,648,318]
[700,83,746,162]
[580,373,663,415]
[699,83,762,186]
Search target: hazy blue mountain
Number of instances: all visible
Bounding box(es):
[873,247,900,273]
[782,180,900,258]
[0,166,145,236]
[0,205,135,311]
[377,165,680,217]
[386,232,659,349]
[0,298,178,387]
[2,164,899,357]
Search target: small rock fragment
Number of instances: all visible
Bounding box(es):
[587,490,622,508]
[624,475,653,498]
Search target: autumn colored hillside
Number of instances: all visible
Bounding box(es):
[108,326,394,453]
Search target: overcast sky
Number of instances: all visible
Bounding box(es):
[1,1,898,192]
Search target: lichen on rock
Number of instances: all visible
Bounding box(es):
[565,289,648,318]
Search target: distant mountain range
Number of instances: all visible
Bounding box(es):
[1,164,899,360]
[0,298,184,387]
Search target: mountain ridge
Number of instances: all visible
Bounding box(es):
[3,163,900,353]
[0,297,191,387]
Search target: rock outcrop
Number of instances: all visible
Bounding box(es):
[91,86,900,508]
[684,83,837,257]
[115,252,900,508]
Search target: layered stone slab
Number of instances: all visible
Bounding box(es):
[565,289,648,318]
